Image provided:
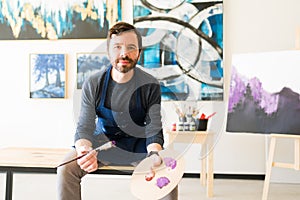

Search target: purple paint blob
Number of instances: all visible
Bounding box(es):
[163,157,177,169]
[156,177,170,189]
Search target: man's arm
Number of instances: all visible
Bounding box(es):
[73,72,104,172]
[144,80,164,149]
[74,72,103,145]
[75,138,93,150]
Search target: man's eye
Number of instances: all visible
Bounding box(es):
[128,46,137,51]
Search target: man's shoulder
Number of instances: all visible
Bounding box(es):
[135,66,159,84]
[82,67,109,92]
[86,67,108,83]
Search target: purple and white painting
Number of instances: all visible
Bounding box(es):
[227,51,300,135]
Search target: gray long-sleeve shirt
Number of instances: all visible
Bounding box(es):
[74,66,164,149]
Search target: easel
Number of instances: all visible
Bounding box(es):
[261,27,300,200]
[262,134,300,200]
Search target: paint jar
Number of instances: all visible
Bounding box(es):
[183,122,190,131]
[171,123,177,131]
[189,120,196,131]
[177,121,184,131]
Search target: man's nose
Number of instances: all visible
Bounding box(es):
[120,47,129,57]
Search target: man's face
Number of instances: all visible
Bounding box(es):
[108,31,140,73]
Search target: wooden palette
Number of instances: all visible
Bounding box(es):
[131,149,185,200]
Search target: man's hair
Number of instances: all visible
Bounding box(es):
[107,22,142,51]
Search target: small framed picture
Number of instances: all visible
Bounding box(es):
[29,53,67,98]
[76,52,110,89]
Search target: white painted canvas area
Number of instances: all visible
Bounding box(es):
[231,50,300,94]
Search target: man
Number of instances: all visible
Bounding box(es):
[57,22,178,199]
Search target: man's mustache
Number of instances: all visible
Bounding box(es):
[117,57,133,63]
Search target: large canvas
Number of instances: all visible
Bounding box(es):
[30,53,67,98]
[133,0,223,101]
[227,51,300,135]
[0,0,121,40]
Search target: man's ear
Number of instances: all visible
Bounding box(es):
[137,49,142,59]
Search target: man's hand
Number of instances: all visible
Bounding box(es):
[145,151,163,181]
[146,143,163,167]
[76,146,98,173]
[148,151,163,167]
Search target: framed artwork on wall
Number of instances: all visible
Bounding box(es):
[30,53,67,99]
[227,51,300,135]
[0,0,122,40]
[133,0,223,101]
[76,52,109,89]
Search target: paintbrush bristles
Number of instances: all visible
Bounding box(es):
[56,141,116,168]
[95,141,116,152]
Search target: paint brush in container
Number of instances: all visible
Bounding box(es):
[56,141,116,167]
[206,112,217,119]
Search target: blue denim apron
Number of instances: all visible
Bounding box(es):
[94,66,147,165]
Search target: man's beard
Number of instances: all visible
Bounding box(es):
[113,57,138,73]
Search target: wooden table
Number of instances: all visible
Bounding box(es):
[0,147,134,200]
[165,130,214,197]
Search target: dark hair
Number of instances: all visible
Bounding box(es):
[107,22,142,51]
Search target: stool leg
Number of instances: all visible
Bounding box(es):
[262,136,276,200]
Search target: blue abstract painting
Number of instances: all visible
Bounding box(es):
[133,0,223,101]
[227,51,300,135]
[76,52,110,89]
[30,53,66,98]
[0,0,121,40]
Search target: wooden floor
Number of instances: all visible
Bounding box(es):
[0,173,299,200]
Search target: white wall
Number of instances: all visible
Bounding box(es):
[1,0,300,182]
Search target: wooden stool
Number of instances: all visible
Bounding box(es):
[262,134,300,200]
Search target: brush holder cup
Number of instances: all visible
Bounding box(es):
[196,119,208,131]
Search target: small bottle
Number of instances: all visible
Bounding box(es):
[189,120,196,131]
[177,121,184,131]
[171,123,176,131]
[183,122,190,131]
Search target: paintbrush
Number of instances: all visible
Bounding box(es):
[206,112,217,119]
[56,141,116,167]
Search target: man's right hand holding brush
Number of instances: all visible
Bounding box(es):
[76,143,99,173]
